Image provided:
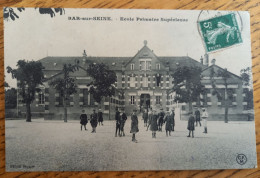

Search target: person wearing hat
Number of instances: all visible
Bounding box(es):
[142,109,149,127]
[130,108,139,142]
[119,108,127,137]
[90,109,98,133]
[170,108,175,132]
[201,108,208,133]
[146,107,153,131]
[98,108,103,126]
[115,107,121,137]
[187,112,195,138]
[164,111,173,136]
[80,109,88,131]
[158,108,165,132]
[150,109,158,138]
[194,107,201,127]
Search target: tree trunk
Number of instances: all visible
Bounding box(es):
[26,102,31,122]
[63,98,67,122]
[188,101,192,113]
[224,87,228,123]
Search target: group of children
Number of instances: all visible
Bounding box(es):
[79,109,104,133]
[187,107,209,138]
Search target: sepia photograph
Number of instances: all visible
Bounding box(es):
[4,8,257,171]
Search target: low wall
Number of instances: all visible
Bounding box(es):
[181,113,254,121]
[44,112,116,121]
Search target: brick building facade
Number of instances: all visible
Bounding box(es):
[17,41,251,121]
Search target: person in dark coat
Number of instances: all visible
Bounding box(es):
[158,108,165,132]
[115,107,121,137]
[80,110,88,131]
[187,112,195,138]
[164,111,173,136]
[119,108,127,137]
[170,108,175,131]
[90,109,98,133]
[98,109,103,126]
[194,107,201,127]
[146,108,153,131]
[142,109,148,127]
[150,109,158,138]
[130,108,139,143]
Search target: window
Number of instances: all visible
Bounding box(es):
[181,105,185,111]
[131,63,134,70]
[130,77,135,87]
[143,77,148,87]
[90,94,94,106]
[156,63,160,70]
[140,59,151,71]
[156,96,161,104]
[105,105,109,110]
[131,96,135,105]
[122,83,125,88]
[83,89,88,105]
[38,92,45,104]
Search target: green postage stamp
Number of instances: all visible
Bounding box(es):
[199,13,242,52]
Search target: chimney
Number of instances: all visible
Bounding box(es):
[204,53,209,67]
[211,58,216,65]
[200,56,203,64]
[82,50,87,64]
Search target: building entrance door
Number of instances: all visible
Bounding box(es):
[140,94,150,111]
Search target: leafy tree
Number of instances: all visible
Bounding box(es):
[49,64,78,122]
[210,67,232,123]
[4,7,65,21]
[172,66,205,112]
[86,63,116,104]
[240,67,254,110]
[5,88,17,109]
[6,60,45,122]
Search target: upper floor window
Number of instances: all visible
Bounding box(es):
[139,59,151,71]
[131,63,135,70]
[156,63,160,70]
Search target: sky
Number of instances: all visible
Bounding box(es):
[4,8,252,88]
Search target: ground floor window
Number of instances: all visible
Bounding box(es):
[131,96,135,105]
[38,92,45,105]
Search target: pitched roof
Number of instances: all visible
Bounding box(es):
[39,55,206,71]
[202,64,242,79]
[40,56,132,71]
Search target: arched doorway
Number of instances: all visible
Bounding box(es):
[140,94,150,111]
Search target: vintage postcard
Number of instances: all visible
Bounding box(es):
[4,8,256,171]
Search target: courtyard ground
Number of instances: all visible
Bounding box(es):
[5,115,257,171]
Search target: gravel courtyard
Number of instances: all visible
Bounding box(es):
[5,116,257,171]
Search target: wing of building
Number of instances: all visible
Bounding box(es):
[17,41,250,121]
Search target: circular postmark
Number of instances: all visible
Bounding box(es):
[236,154,247,165]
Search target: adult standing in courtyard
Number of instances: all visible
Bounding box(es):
[195,107,201,127]
[98,108,103,126]
[130,108,139,143]
[164,111,173,136]
[201,108,208,133]
[146,107,153,131]
[119,108,127,137]
[142,109,148,127]
[115,107,121,137]
[187,112,195,138]
[170,108,175,131]
[90,109,98,133]
[150,109,158,138]
[158,108,165,132]
[80,110,88,131]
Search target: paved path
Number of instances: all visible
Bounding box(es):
[5,115,257,171]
